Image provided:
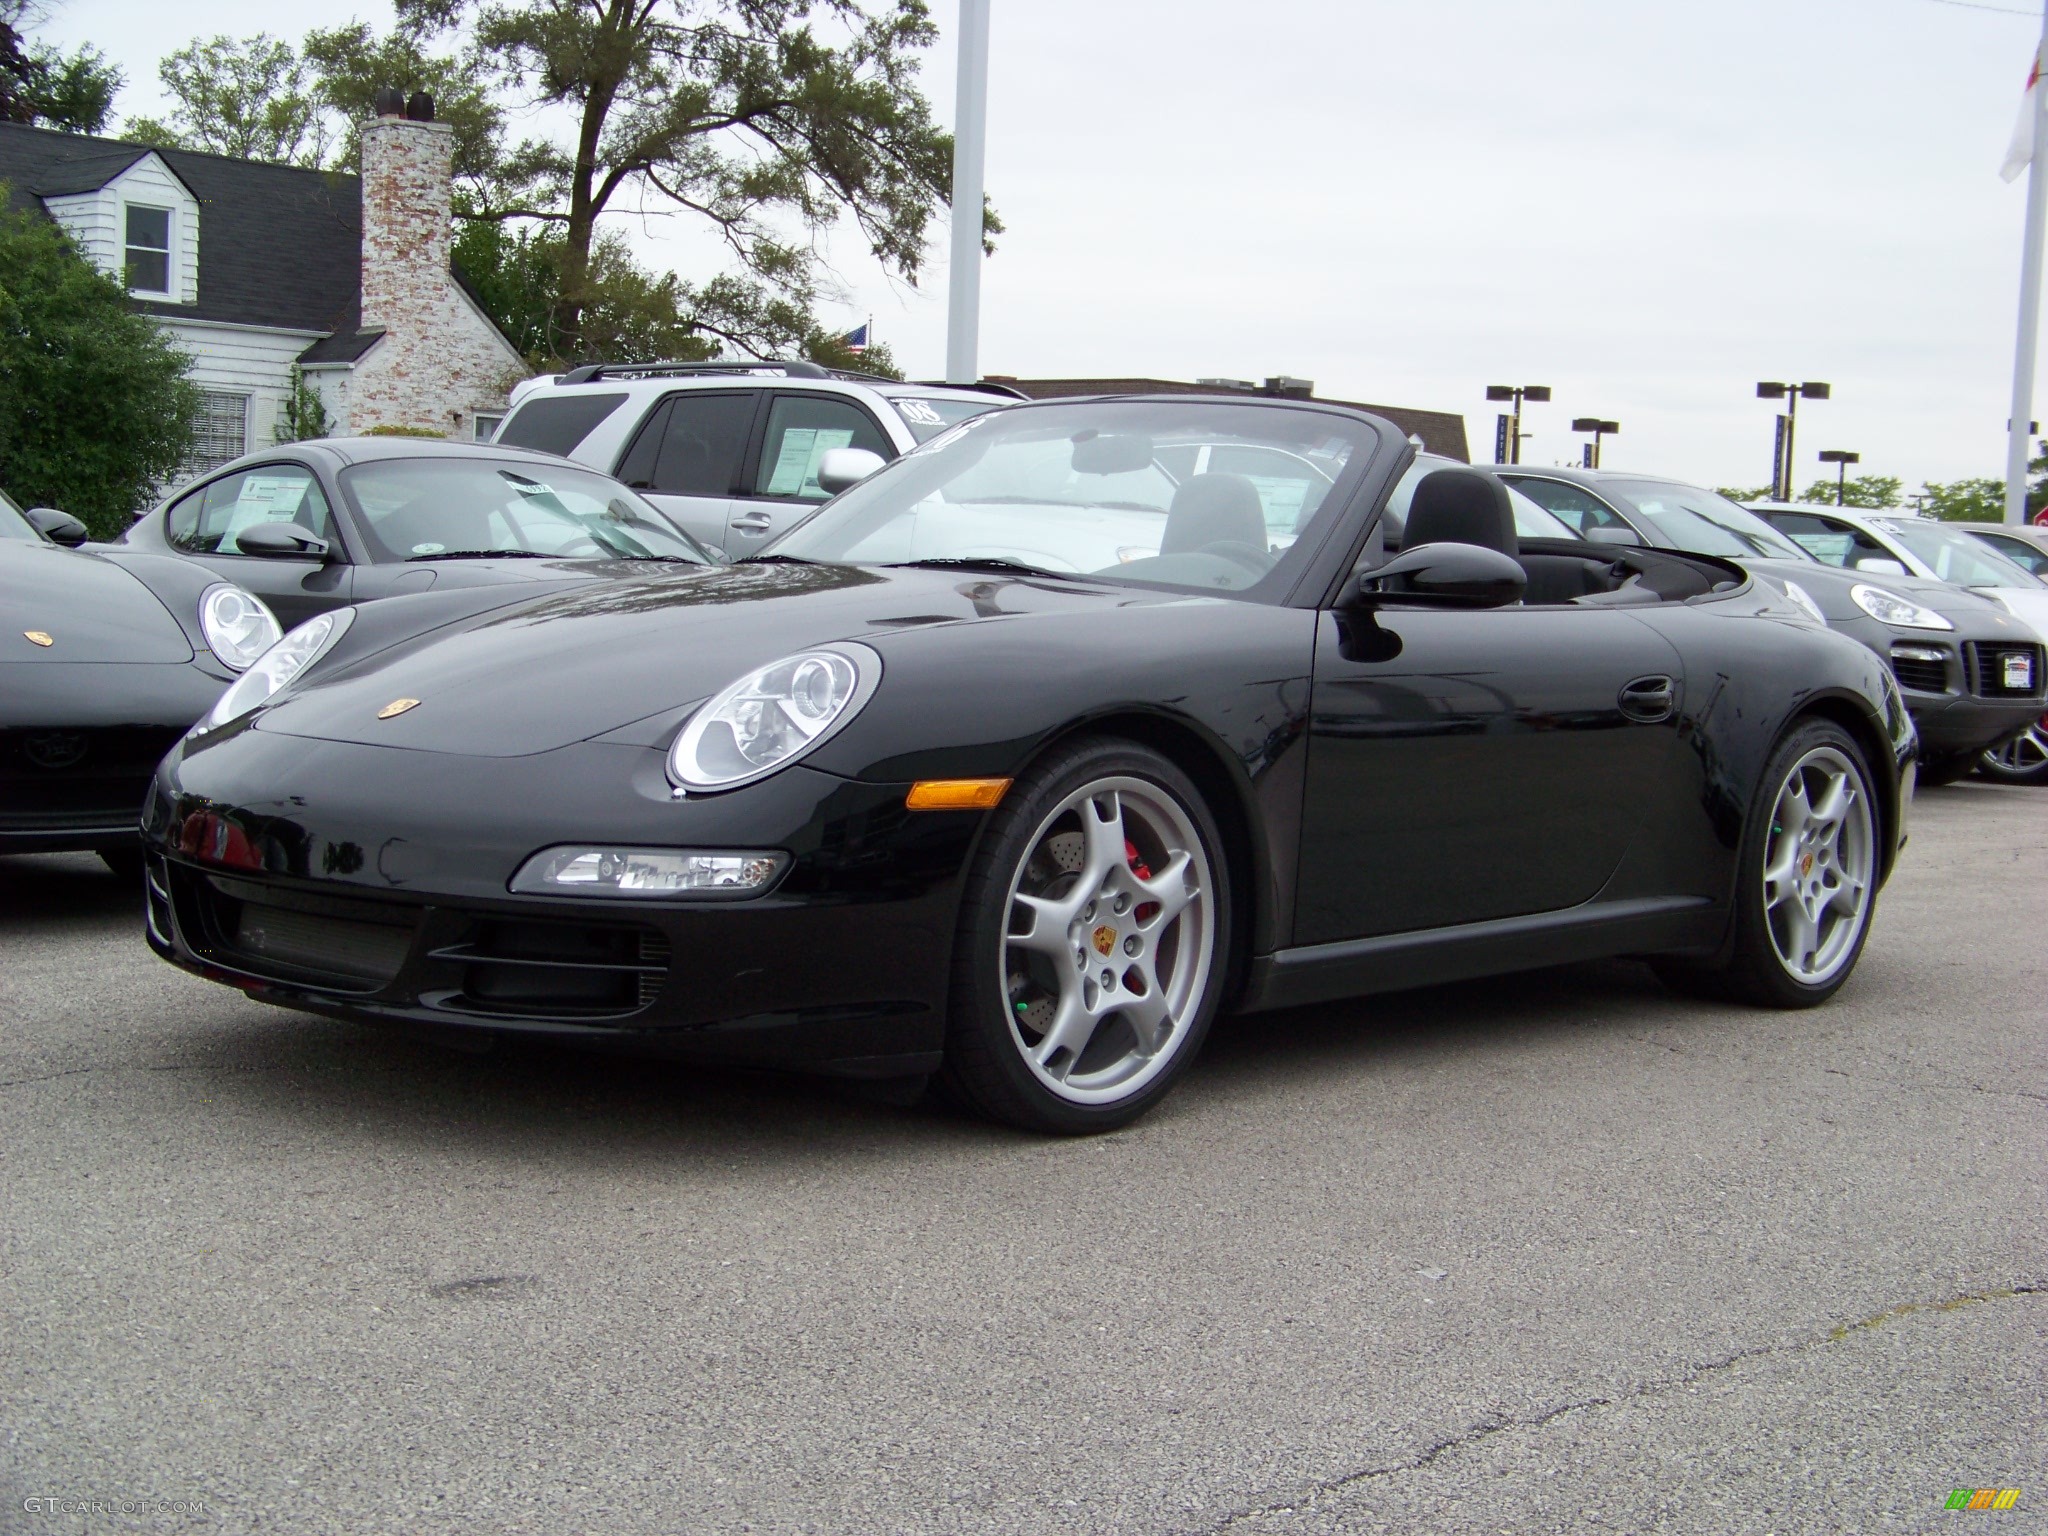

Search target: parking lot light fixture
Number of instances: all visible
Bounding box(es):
[1818,449,1860,506]
[1485,384,1551,465]
[1757,381,1831,500]
[1570,417,1620,470]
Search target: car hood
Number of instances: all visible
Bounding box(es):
[1740,558,2007,619]
[1981,585,2048,638]
[1,541,195,663]
[254,561,1161,757]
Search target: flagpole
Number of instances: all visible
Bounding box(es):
[2005,5,2048,525]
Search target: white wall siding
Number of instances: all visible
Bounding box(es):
[158,320,322,457]
[42,188,115,269]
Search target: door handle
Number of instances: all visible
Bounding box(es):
[730,513,774,535]
[1618,674,1677,723]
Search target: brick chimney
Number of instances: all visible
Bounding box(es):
[359,95,454,342]
[346,91,527,438]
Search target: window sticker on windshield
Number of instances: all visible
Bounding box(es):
[764,427,856,496]
[896,399,946,427]
[221,474,312,544]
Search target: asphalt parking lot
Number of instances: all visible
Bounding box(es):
[2,782,2041,1535]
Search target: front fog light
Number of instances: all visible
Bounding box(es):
[511,846,789,897]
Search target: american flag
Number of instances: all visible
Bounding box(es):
[841,322,869,354]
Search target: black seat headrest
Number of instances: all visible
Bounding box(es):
[1159,473,1267,556]
[1404,469,1518,557]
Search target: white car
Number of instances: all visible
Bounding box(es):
[1752,501,2048,639]
[495,360,1020,557]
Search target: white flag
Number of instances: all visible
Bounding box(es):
[2003,50,2044,183]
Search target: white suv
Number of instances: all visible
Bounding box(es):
[495,361,1020,556]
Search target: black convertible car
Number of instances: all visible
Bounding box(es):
[142,397,1915,1132]
[2,486,278,870]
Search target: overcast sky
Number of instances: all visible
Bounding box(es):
[40,0,2048,489]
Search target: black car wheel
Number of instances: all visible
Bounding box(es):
[1977,716,2048,786]
[1659,718,1879,1008]
[940,738,1230,1134]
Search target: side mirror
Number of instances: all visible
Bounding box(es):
[1852,555,1908,577]
[1344,541,1527,610]
[27,508,88,547]
[235,522,331,560]
[1583,525,1639,546]
[816,447,887,496]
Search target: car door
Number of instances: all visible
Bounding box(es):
[1292,599,1687,946]
[162,463,352,626]
[613,391,758,553]
[724,391,896,555]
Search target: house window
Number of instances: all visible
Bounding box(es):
[182,392,250,479]
[472,413,505,442]
[124,205,172,294]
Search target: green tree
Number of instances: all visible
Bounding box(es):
[0,194,197,536]
[1,1,121,132]
[124,34,328,165]
[1713,485,1771,504]
[274,365,331,443]
[1918,478,2003,523]
[1798,473,1901,509]
[399,0,985,358]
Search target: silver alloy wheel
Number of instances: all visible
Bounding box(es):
[1000,775,1217,1105]
[1762,745,1875,986]
[1983,718,2048,777]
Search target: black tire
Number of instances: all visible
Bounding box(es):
[938,737,1232,1134]
[1915,751,1975,788]
[1656,718,1881,1009]
[98,843,146,884]
[1976,717,2048,786]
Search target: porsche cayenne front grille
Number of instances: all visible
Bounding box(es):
[1888,646,1950,695]
[1965,641,2043,700]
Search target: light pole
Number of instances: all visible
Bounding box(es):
[944,0,991,384]
[1571,417,1619,469]
[1756,381,1830,500]
[1818,449,1859,506]
[1485,384,1550,465]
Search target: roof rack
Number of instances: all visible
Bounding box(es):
[907,379,1033,401]
[557,359,833,385]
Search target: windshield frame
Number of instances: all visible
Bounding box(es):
[336,454,716,565]
[765,397,1397,606]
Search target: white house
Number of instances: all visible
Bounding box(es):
[0,99,527,481]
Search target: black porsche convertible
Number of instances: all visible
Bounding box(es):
[142,396,1915,1132]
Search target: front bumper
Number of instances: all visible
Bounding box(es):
[1902,688,2046,756]
[142,728,988,1076]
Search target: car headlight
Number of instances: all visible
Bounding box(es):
[197,607,355,732]
[668,643,881,793]
[1851,584,1954,631]
[198,583,282,671]
[1778,579,1827,626]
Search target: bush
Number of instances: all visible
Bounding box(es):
[359,424,446,438]
[0,193,198,537]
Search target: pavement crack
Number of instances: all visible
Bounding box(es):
[1821,1064,2048,1105]
[1189,1282,2046,1534]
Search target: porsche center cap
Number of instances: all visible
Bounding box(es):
[377,697,421,719]
[1092,924,1117,957]
[23,630,53,647]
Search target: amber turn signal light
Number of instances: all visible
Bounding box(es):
[906,778,1012,810]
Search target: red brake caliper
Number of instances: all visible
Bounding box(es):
[1127,840,1161,924]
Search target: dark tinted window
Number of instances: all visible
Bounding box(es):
[641,392,757,496]
[497,392,631,455]
[750,395,891,500]
[167,465,334,554]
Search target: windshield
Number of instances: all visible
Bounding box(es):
[888,394,1005,444]
[769,400,1377,597]
[1874,517,2044,589]
[1381,457,1581,545]
[0,486,34,541]
[1605,481,1811,561]
[338,458,714,564]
